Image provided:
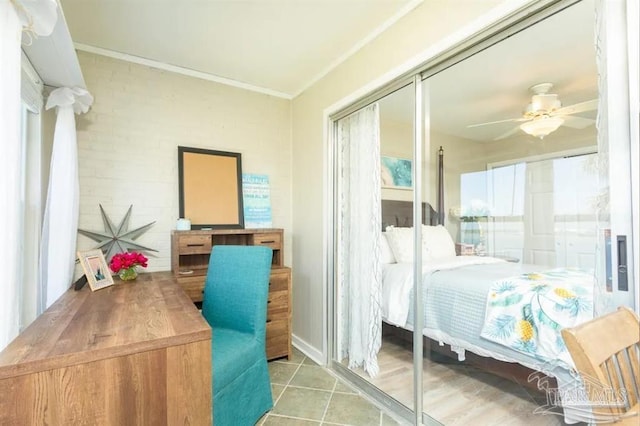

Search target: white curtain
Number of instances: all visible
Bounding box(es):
[0,0,24,351]
[0,0,58,351]
[337,103,382,377]
[40,87,93,309]
[12,0,57,39]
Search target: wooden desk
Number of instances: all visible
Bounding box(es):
[0,271,212,425]
[171,229,292,360]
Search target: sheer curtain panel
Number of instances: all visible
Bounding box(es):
[337,103,382,377]
[0,0,58,351]
[40,87,93,309]
[0,0,24,351]
[12,0,57,37]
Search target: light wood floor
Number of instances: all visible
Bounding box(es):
[345,334,566,426]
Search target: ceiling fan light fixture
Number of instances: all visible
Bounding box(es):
[520,116,564,139]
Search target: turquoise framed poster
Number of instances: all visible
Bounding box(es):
[242,174,273,228]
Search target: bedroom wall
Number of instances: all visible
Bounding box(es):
[379,114,488,241]
[291,0,519,359]
[75,51,292,274]
[429,132,487,236]
[380,116,413,202]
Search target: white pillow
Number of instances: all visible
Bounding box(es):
[422,225,456,259]
[384,226,414,263]
[385,226,431,263]
[380,232,396,264]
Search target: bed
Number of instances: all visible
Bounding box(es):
[380,199,593,424]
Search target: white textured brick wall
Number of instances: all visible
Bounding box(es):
[75,51,292,273]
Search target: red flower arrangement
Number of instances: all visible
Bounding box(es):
[109,251,148,281]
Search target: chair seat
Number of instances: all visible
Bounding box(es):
[212,327,263,391]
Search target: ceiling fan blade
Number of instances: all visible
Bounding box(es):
[562,115,595,129]
[467,117,526,128]
[494,125,522,140]
[554,99,597,116]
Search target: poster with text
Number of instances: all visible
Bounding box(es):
[242,174,273,228]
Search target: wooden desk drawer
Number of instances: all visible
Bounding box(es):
[267,309,289,322]
[252,233,282,250]
[266,318,289,359]
[268,271,289,311]
[267,291,288,314]
[179,235,212,254]
[269,270,289,292]
[178,275,206,302]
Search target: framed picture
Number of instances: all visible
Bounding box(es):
[178,146,244,229]
[242,173,273,228]
[78,249,114,291]
[381,156,413,189]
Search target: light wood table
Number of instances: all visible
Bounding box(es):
[0,271,212,425]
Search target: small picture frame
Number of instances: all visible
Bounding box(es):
[78,249,114,291]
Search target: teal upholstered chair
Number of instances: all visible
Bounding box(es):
[201,245,274,426]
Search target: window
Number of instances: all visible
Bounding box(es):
[482,151,598,267]
[19,55,44,331]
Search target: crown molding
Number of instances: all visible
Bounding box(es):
[74,43,293,100]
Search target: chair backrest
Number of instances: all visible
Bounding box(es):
[561,306,640,421]
[201,245,273,338]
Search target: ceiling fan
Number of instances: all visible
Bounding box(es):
[468,83,597,140]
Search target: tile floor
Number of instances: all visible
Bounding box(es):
[260,347,405,426]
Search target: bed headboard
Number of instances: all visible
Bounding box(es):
[381,200,438,230]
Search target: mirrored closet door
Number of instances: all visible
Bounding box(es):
[330,0,636,424]
[420,2,606,424]
[332,82,418,416]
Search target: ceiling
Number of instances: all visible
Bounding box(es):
[59,0,419,98]
[57,0,597,142]
[379,0,598,142]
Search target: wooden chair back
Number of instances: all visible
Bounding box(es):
[561,306,640,425]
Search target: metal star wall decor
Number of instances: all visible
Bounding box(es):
[78,204,157,261]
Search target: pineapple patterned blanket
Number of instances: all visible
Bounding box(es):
[480,268,594,369]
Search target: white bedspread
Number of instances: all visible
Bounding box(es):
[381,256,505,326]
[380,258,592,424]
